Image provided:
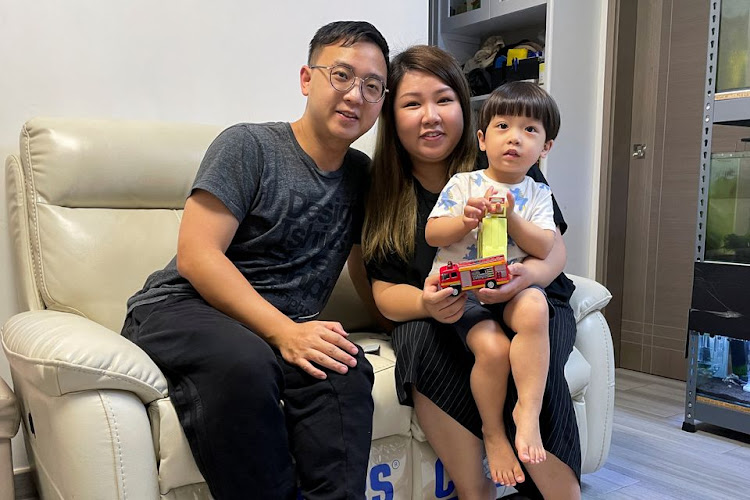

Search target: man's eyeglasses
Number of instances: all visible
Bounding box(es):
[310,64,388,104]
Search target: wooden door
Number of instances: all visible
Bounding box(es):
[600,0,709,380]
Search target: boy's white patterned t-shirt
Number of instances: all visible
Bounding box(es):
[428,170,556,276]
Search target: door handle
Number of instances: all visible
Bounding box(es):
[632,144,647,159]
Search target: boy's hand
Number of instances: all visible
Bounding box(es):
[462,197,486,230]
[422,274,467,323]
[463,187,496,230]
[504,191,520,228]
[505,191,515,214]
[277,321,360,380]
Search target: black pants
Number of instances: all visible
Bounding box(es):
[121,294,375,500]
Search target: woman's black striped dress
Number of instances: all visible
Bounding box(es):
[366,166,581,499]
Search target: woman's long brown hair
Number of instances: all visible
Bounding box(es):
[362,45,477,264]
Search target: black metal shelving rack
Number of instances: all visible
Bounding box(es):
[683,0,750,435]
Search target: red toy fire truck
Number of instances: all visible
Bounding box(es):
[438,255,510,296]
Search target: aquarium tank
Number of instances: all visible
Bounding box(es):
[697,334,750,409]
[717,0,750,93]
[705,151,750,264]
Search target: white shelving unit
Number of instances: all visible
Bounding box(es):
[433,0,548,108]
[429,0,609,277]
[441,0,547,38]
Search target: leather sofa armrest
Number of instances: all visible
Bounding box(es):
[566,274,615,473]
[2,310,167,404]
[566,274,612,322]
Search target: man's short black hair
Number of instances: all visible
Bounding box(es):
[478,81,561,141]
[308,21,389,71]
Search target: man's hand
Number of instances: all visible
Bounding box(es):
[422,274,467,323]
[475,262,530,304]
[276,321,360,380]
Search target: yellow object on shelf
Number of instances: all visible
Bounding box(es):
[506,48,529,65]
[539,62,546,86]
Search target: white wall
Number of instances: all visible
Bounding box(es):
[544,0,608,278]
[0,0,428,472]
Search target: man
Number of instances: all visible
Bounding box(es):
[121,21,389,499]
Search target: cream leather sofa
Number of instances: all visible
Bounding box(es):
[2,118,615,499]
[0,376,20,500]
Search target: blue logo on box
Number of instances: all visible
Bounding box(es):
[367,458,457,500]
[435,459,457,499]
[370,463,395,500]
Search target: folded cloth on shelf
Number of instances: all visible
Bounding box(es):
[463,35,505,73]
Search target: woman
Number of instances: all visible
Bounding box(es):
[362,45,581,500]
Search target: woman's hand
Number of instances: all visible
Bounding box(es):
[422,274,467,323]
[475,262,532,304]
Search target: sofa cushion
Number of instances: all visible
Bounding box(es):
[17,118,221,332]
[34,206,184,332]
[20,118,219,209]
[319,267,377,332]
[368,352,412,440]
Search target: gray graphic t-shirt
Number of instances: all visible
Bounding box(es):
[127,122,369,321]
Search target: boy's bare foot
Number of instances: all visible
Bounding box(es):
[483,431,525,486]
[512,403,547,464]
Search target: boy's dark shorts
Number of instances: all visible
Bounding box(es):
[452,285,552,350]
